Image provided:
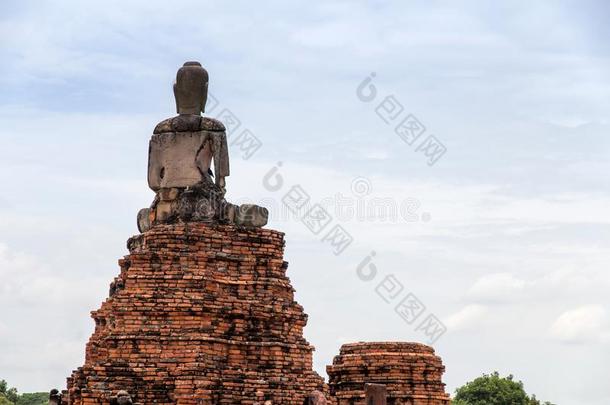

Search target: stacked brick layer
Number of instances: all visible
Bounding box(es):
[327,342,450,405]
[65,223,324,404]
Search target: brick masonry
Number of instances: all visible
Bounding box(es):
[327,342,451,405]
[64,223,325,404]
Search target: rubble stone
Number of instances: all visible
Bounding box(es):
[304,390,328,405]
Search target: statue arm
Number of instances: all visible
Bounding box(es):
[212,132,230,188]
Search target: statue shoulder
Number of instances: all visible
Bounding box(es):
[200,117,226,132]
[153,116,226,134]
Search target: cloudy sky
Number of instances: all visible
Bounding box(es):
[1,1,609,404]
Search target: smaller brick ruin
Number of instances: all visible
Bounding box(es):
[327,342,451,404]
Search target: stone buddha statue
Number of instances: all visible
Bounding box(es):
[136,61,268,233]
[148,61,229,192]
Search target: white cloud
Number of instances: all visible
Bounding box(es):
[465,267,610,308]
[0,243,45,299]
[549,305,609,344]
[444,304,488,330]
[0,241,109,391]
[0,243,101,305]
[467,273,528,303]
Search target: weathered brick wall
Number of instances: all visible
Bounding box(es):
[326,342,450,405]
[65,223,325,404]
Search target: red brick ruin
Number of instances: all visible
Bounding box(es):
[66,224,324,404]
[327,343,451,404]
[61,62,451,404]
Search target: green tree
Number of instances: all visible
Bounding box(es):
[454,372,554,405]
[16,393,48,405]
[0,380,18,404]
[0,380,46,405]
[0,394,15,405]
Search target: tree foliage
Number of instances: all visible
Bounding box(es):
[454,372,554,405]
[0,396,15,405]
[0,381,18,404]
[0,380,46,405]
[15,393,48,405]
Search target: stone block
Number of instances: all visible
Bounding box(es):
[137,208,152,233]
[365,384,387,405]
[158,187,180,201]
[235,204,269,227]
[223,202,237,223]
[155,200,176,222]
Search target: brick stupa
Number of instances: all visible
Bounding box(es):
[63,62,324,404]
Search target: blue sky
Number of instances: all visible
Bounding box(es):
[1,1,609,404]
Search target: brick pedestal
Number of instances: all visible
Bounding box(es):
[65,223,324,404]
